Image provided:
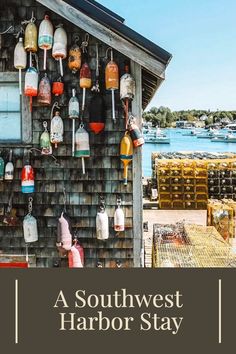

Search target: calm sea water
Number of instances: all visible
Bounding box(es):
[143,128,236,176]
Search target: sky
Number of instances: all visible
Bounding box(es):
[98,0,236,111]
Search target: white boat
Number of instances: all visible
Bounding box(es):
[211,132,236,143]
[196,128,223,139]
[143,127,170,144]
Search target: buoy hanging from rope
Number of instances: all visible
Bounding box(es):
[105,47,119,122]
[127,115,144,148]
[57,212,73,251]
[50,110,63,149]
[68,36,81,73]
[24,65,38,112]
[52,24,67,76]
[69,88,79,157]
[114,197,125,232]
[120,62,135,125]
[38,14,53,70]
[52,76,64,96]
[24,12,38,66]
[89,43,106,134]
[14,36,27,95]
[37,73,51,105]
[4,150,14,181]
[96,196,109,240]
[75,123,90,174]
[80,33,92,119]
[23,197,38,243]
[68,240,84,268]
[40,121,52,155]
[120,132,133,186]
[21,151,35,193]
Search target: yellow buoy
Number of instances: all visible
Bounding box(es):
[120,132,133,185]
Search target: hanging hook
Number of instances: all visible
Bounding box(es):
[28,197,33,216]
[99,195,105,211]
[81,33,90,53]
[50,101,60,120]
[105,47,113,61]
[117,196,122,207]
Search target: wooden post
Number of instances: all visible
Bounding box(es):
[131,61,143,267]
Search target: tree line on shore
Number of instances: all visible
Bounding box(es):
[143,107,236,128]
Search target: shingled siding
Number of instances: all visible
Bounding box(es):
[0,0,135,267]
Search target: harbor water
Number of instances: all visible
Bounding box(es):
[143,128,236,176]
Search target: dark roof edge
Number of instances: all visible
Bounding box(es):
[85,0,125,23]
[65,0,172,66]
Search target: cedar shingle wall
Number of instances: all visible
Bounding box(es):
[0,0,134,267]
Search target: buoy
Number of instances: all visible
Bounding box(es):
[38,14,53,70]
[37,73,51,105]
[96,200,109,240]
[80,62,92,117]
[120,132,133,186]
[68,240,84,268]
[23,197,38,243]
[21,153,35,193]
[127,115,144,148]
[89,43,106,134]
[52,77,64,96]
[68,37,81,73]
[14,37,27,95]
[24,13,37,66]
[0,157,5,181]
[50,111,63,148]
[120,62,135,124]
[114,198,125,232]
[40,121,52,155]
[75,123,90,174]
[4,150,14,181]
[24,66,38,112]
[105,48,119,122]
[57,212,72,251]
[69,89,79,157]
[52,24,67,76]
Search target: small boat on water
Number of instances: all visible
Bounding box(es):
[181,129,200,136]
[143,127,170,144]
[211,132,236,143]
[196,128,224,139]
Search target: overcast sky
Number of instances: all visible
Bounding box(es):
[98,0,236,111]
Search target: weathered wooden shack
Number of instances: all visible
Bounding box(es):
[0,0,171,267]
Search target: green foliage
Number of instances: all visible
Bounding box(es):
[143,107,236,128]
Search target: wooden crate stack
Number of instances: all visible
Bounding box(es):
[208,159,236,200]
[207,199,235,240]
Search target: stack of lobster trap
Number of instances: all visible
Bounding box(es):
[157,159,208,210]
[156,157,236,210]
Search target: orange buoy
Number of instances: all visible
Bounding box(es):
[105,48,119,122]
[68,37,81,73]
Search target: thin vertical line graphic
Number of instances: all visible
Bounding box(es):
[218,279,222,344]
[15,279,18,344]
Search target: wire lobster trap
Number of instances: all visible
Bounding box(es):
[153,223,236,268]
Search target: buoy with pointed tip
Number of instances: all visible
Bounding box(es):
[14,37,27,95]
[38,14,53,70]
[52,24,67,76]
[120,132,133,186]
[96,203,109,240]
